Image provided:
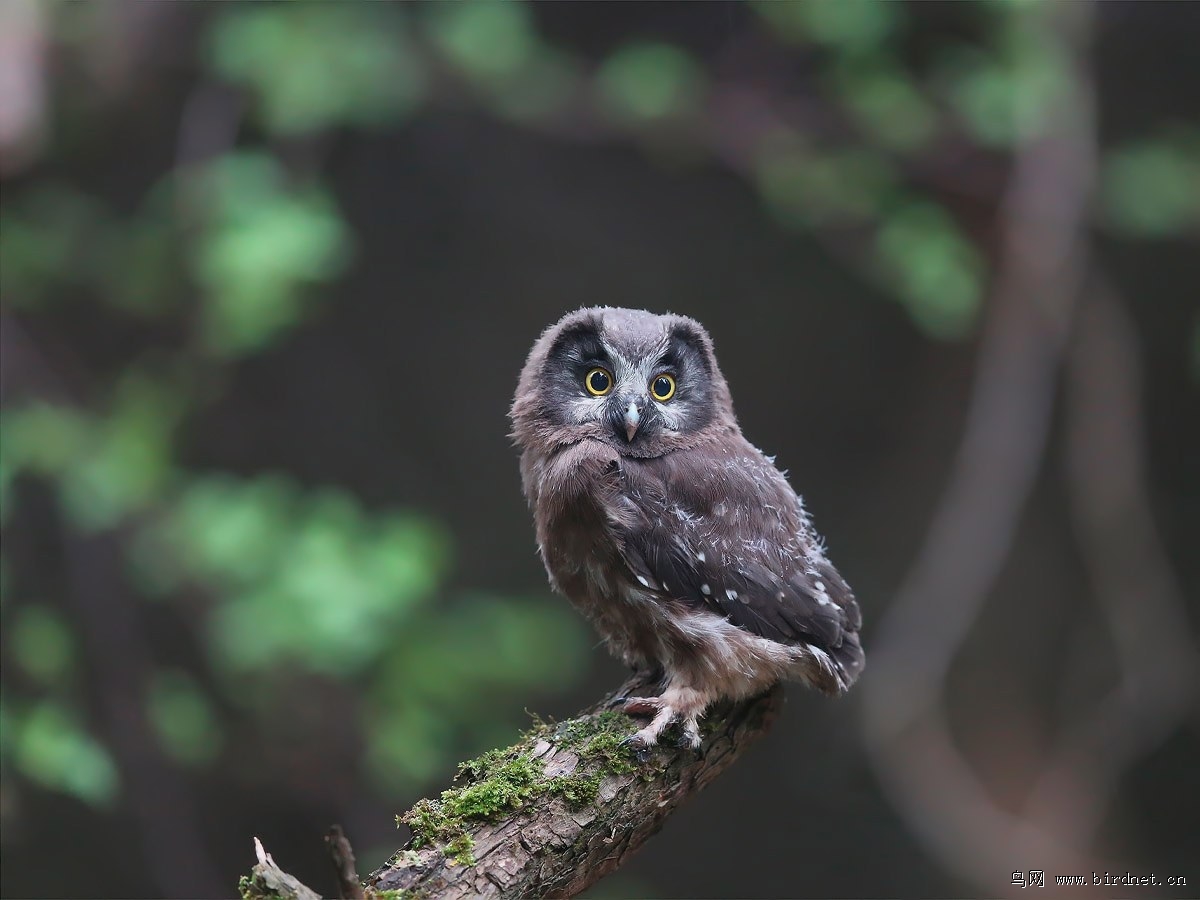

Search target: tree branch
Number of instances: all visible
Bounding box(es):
[242,677,783,900]
[325,826,366,900]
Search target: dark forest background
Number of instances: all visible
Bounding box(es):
[1,2,1197,898]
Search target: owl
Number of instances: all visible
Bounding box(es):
[510,307,864,751]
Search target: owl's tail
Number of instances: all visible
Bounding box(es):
[799,631,865,696]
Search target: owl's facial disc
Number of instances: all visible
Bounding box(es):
[528,310,723,456]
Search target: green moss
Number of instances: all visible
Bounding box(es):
[545,771,602,808]
[366,890,419,900]
[386,849,422,869]
[581,730,637,774]
[555,708,633,748]
[450,754,541,816]
[236,873,276,900]
[443,833,476,866]
[398,708,645,863]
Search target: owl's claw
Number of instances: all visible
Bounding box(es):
[621,733,653,764]
[675,717,702,751]
[610,663,665,708]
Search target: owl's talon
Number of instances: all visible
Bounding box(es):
[622,733,653,763]
[676,719,702,751]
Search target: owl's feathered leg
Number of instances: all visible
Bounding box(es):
[606,664,665,708]
[622,683,708,752]
[620,696,663,716]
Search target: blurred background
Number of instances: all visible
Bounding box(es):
[1,1,1197,897]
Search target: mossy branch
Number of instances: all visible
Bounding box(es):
[242,677,783,900]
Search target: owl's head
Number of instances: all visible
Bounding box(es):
[510,307,737,458]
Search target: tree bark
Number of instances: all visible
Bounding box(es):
[242,677,783,899]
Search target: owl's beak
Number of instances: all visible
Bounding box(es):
[623,401,641,441]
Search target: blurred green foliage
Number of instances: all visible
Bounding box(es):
[165,477,451,676]
[0,4,594,815]
[936,31,1069,148]
[148,670,224,768]
[833,55,939,153]
[1100,131,1200,237]
[2,375,180,533]
[426,0,537,81]
[596,42,706,123]
[9,606,74,687]
[755,143,897,227]
[209,4,427,135]
[192,153,354,355]
[753,0,900,52]
[0,186,110,309]
[10,701,119,807]
[876,202,985,339]
[2,443,589,799]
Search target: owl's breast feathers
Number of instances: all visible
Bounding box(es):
[529,436,864,694]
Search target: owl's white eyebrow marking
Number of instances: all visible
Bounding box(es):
[599,341,637,375]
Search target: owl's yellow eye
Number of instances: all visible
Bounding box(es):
[585,367,613,396]
[650,373,676,401]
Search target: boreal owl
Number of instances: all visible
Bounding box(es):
[510,307,864,751]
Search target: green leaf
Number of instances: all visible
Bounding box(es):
[208,5,426,136]
[365,704,452,791]
[595,42,705,122]
[148,670,224,767]
[364,597,589,793]
[14,702,119,807]
[58,374,181,531]
[0,404,91,476]
[9,606,74,686]
[1101,138,1200,238]
[938,29,1069,148]
[755,144,897,228]
[425,0,536,81]
[169,475,448,676]
[753,0,900,51]
[833,55,939,152]
[97,213,182,318]
[0,186,107,308]
[191,154,353,355]
[484,46,581,123]
[876,201,985,339]
[0,437,15,525]
[169,474,295,587]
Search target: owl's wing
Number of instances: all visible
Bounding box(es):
[614,442,864,691]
